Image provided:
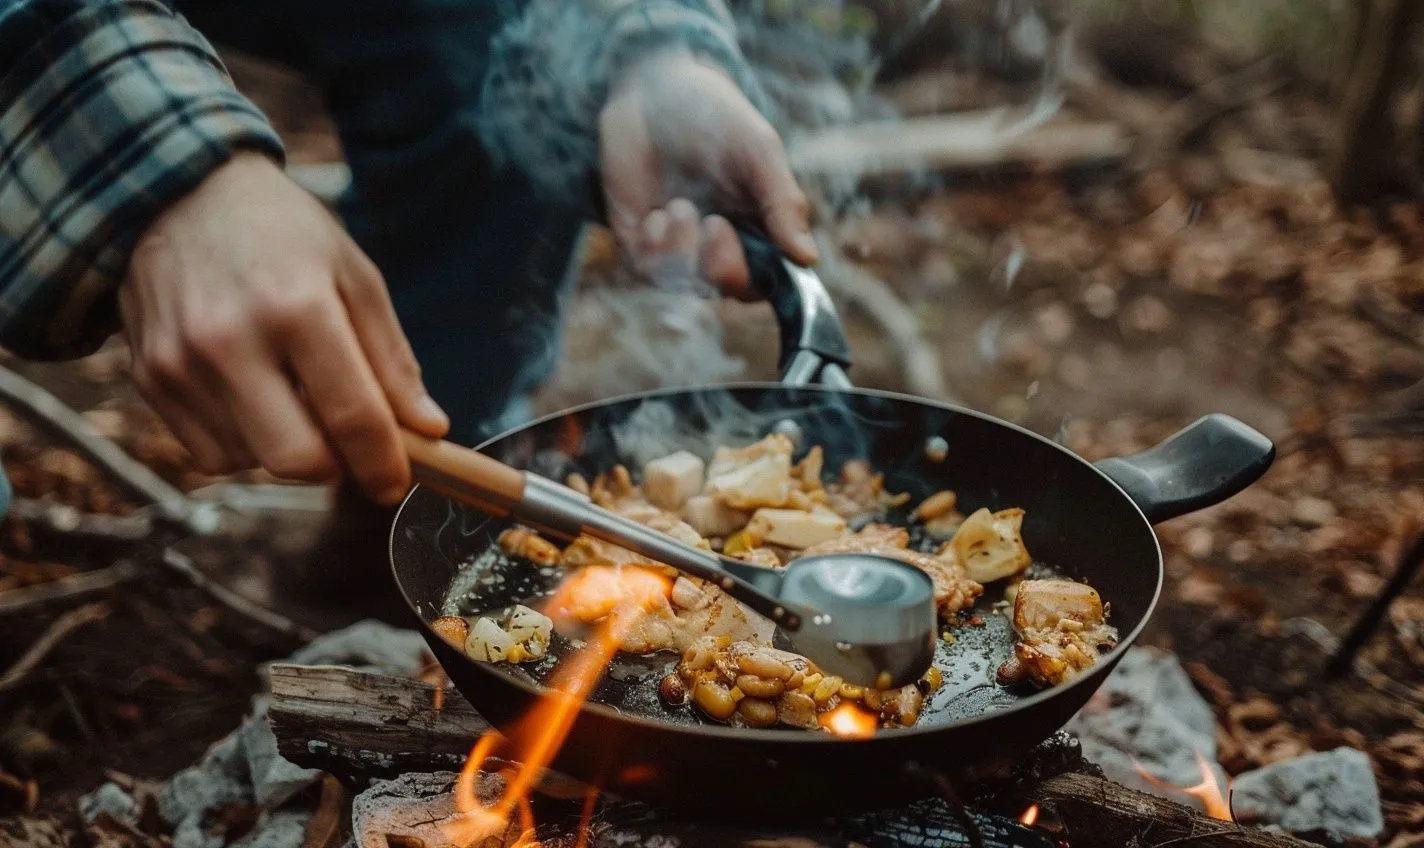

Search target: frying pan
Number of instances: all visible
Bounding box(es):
[391,236,1275,819]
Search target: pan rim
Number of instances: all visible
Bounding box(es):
[390,381,1165,745]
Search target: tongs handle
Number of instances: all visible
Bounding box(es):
[401,430,526,513]
[734,224,854,389]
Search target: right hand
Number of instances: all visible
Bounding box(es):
[121,151,449,504]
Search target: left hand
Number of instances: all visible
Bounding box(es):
[598,51,817,297]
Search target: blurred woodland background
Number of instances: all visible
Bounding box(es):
[1,0,1422,846]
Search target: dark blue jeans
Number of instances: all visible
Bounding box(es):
[179,0,587,447]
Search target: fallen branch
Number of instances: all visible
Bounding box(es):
[267,663,490,778]
[0,560,143,616]
[788,110,1129,178]
[813,233,954,401]
[0,601,109,692]
[5,497,156,542]
[161,549,318,643]
[0,364,216,535]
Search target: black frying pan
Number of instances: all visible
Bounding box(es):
[390,238,1274,819]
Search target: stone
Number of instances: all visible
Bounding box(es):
[159,733,254,848]
[1066,647,1220,798]
[275,620,429,677]
[78,783,139,826]
[241,698,322,810]
[230,810,311,848]
[1230,747,1384,839]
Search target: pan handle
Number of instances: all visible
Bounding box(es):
[1092,414,1276,524]
[735,226,854,389]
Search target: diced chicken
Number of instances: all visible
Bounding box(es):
[730,547,782,568]
[1009,579,1119,688]
[559,535,659,570]
[706,434,795,510]
[791,446,825,492]
[643,451,706,511]
[825,459,910,518]
[681,494,752,538]
[942,507,1032,584]
[556,565,773,655]
[641,512,711,550]
[801,524,983,616]
[746,508,848,549]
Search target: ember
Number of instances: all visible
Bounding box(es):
[443,567,672,846]
[1019,804,1040,827]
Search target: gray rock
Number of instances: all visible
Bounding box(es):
[276,620,428,676]
[242,697,322,810]
[1231,747,1384,839]
[1067,647,1220,798]
[79,782,139,825]
[350,770,508,848]
[159,731,254,848]
[231,810,312,848]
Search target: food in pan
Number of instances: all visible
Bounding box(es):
[446,432,1118,731]
[998,579,1119,687]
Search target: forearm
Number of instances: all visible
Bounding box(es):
[477,0,767,208]
[0,0,283,360]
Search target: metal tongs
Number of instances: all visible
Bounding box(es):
[401,430,937,689]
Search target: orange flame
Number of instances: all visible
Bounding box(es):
[1133,750,1234,822]
[444,566,672,846]
[1019,804,1040,827]
[818,701,878,739]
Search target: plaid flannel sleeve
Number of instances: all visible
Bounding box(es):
[478,0,766,208]
[0,0,284,361]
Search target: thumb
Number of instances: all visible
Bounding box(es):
[740,138,818,266]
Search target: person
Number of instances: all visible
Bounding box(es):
[0,0,816,608]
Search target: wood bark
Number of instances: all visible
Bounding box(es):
[1328,0,1424,202]
[267,663,491,779]
[1003,772,1322,848]
[268,665,1319,848]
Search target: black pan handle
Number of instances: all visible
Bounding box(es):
[734,224,854,388]
[1093,414,1276,524]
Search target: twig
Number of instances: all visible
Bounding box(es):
[0,601,109,692]
[813,233,955,401]
[0,560,144,616]
[1136,58,1286,165]
[1327,529,1424,677]
[159,548,318,643]
[5,497,156,542]
[0,364,218,535]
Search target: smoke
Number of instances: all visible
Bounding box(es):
[483,0,1078,416]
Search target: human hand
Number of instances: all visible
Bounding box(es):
[121,151,449,504]
[598,52,817,297]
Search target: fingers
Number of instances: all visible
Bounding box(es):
[698,214,754,300]
[337,248,449,439]
[737,127,818,266]
[285,297,409,504]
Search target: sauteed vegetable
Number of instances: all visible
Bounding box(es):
[435,433,1120,732]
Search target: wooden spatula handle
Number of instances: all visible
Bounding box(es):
[400,430,526,504]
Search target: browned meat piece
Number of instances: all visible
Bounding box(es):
[824,459,909,518]
[801,524,984,616]
[556,565,774,655]
[1009,579,1119,688]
